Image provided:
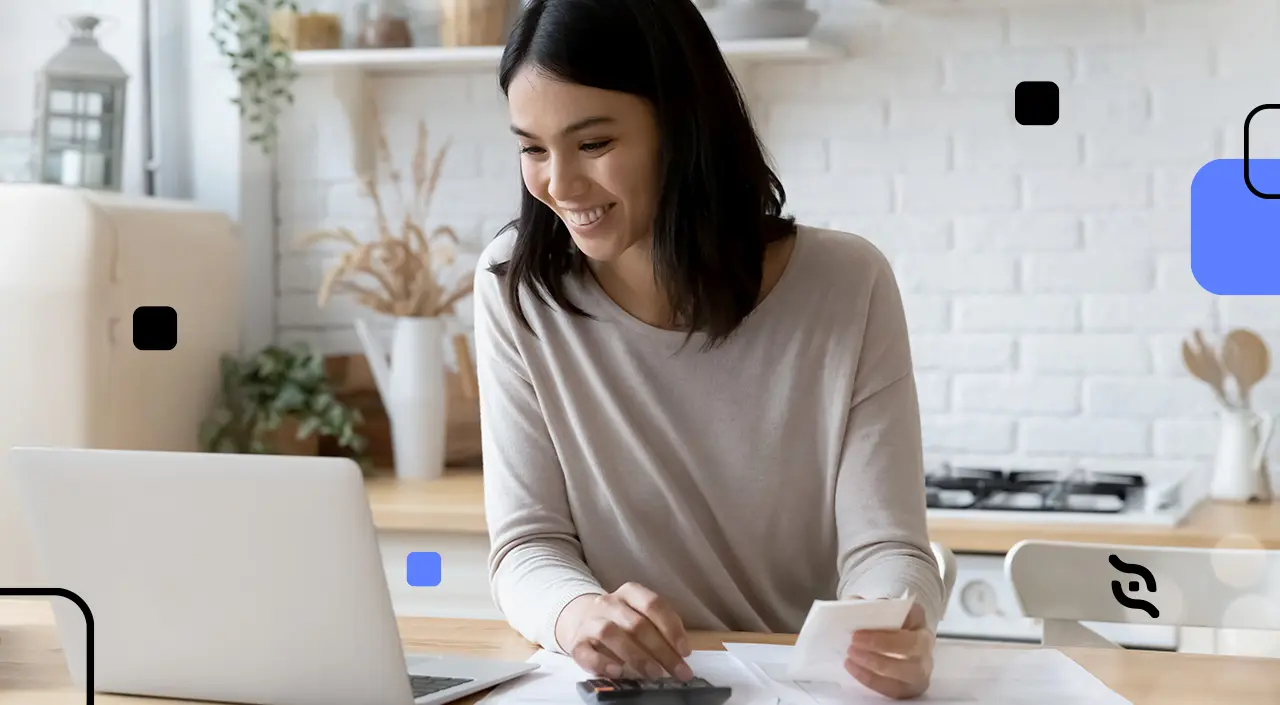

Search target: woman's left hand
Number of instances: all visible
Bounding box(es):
[843,601,935,700]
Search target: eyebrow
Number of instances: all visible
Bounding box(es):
[510,115,615,139]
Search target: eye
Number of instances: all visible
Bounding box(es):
[519,145,545,155]
[581,140,612,152]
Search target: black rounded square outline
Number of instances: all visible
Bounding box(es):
[1243,104,1280,199]
[0,587,92,702]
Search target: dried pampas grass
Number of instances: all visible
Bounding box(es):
[300,101,473,318]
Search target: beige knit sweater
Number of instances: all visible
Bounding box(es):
[473,224,944,653]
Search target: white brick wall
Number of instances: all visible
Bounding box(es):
[272,0,1280,480]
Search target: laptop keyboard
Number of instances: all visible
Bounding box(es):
[410,675,475,698]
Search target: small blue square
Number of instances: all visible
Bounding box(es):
[406,552,441,587]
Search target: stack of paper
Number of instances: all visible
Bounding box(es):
[723,641,1133,704]
[477,648,783,705]
[477,641,1130,705]
[477,595,1128,705]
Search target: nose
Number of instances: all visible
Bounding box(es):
[546,155,588,203]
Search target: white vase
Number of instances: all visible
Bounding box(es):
[355,316,448,481]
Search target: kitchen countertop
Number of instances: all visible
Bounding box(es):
[365,466,488,533]
[365,468,1280,552]
[3,599,1278,705]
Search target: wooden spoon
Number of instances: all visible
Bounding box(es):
[1221,329,1270,409]
[1182,329,1234,409]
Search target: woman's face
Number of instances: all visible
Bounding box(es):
[507,64,662,265]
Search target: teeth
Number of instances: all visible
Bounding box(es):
[565,206,608,226]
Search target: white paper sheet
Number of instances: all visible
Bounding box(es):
[787,593,915,681]
[477,648,782,705]
[722,642,1133,705]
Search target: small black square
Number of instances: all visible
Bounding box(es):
[1015,81,1059,126]
[1129,581,1139,592]
[133,306,177,351]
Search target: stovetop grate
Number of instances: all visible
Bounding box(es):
[924,465,1148,514]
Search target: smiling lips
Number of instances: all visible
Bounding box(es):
[563,203,615,228]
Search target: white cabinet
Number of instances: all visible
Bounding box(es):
[1213,629,1280,659]
[942,552,1280,659]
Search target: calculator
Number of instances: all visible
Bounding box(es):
[576,677,733,705]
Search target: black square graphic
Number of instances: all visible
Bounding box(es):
[133,306,177,350]
[1015,81,1059,126]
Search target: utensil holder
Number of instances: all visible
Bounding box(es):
[1210,408,1276,503]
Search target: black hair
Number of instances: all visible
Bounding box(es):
[488,0,797,350]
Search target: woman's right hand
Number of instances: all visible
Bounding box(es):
[555,582,695,681]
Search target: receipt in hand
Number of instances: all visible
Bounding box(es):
[787,592,915,682]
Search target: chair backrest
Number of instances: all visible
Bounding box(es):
[931,541,958,608]
[1005,540,1280,648]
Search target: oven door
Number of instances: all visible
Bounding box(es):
[938,553,1179,650]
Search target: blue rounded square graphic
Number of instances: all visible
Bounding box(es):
[406,552,441,587]
[1191,158,1280,295]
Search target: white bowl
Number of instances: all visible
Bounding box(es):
[701,5,820,40]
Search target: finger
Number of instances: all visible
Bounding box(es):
[571,640,624,678]
[618,583,692,657]
[595,642,646,680]
[846,646,919,684]
[591,615,669,680]
[902,603,926,630]
[844,658,922,700]
[851,629,926,657]
[607,602,693,681]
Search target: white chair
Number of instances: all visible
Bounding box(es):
[1005,539,1280,649]
[931,541,958,609]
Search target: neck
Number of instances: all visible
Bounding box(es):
[589,238,677,329]
[588,233,798,332]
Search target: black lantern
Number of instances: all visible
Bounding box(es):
[33,15,129,191]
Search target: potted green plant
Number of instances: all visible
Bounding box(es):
[199,342,371,472]
[211,0,301,154]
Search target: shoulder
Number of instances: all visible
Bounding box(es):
[473,228,519,296]
[470,227,571,337]
[790,223,899,297]
[470,228,521,324]
[476,228,518,281]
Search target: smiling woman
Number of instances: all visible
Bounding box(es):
[491,0,793,342]
[475,0,946,701]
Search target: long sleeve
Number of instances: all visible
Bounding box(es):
[472,254,607,653]
[833,253,946,633]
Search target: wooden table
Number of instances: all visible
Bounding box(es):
[364,469,1280,552]
[3,600,1277,705]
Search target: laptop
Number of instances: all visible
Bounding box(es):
[8,446,538,705]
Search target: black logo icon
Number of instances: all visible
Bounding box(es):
[1109,554,1160,618]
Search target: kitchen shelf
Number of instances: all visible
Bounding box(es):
[291,36,845,74]
[291,37,846,175]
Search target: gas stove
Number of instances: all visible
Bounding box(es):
[923,463,1201,527]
